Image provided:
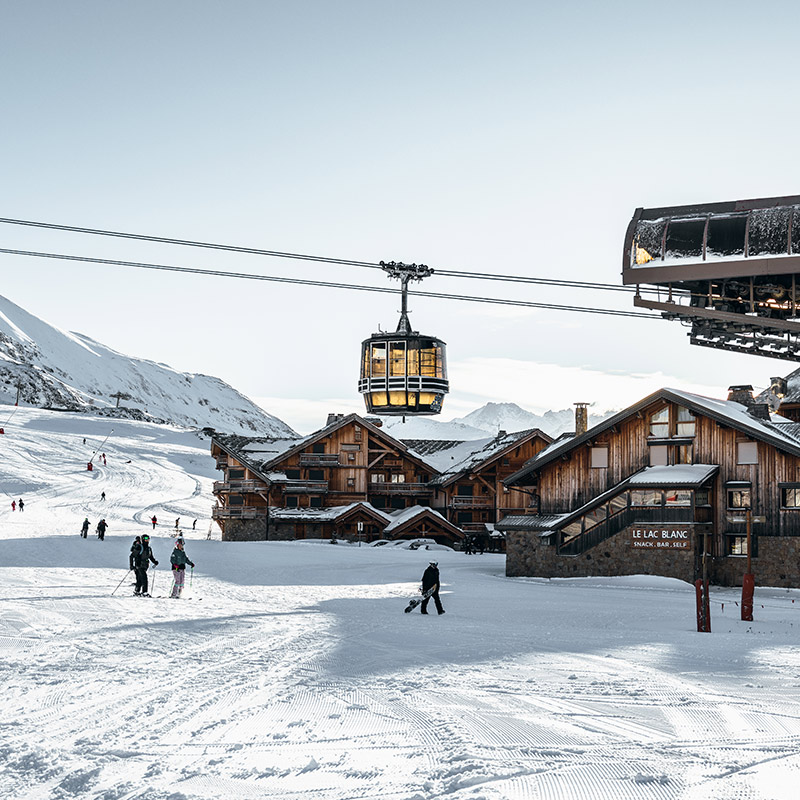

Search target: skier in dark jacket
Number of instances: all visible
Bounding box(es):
[420,561,445,615]
[169,538,195,598]
[96,519,107,540]
[133,534,158,596]
[81,518,90,538]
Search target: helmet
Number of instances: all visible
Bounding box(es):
[142,534,150,542]
[176,537,184,545]
[429,561,438,567]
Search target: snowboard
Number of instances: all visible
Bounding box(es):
[404,584,436,613]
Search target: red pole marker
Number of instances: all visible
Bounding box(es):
[741,573,755,622]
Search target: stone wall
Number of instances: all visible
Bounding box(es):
[221,518,268,542]
[507,528,800,588]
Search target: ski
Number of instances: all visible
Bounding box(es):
[404,585,436,613]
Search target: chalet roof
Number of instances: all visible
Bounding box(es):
[505,387,800,486]
[627,464,719,487]
[495,514,570,532]
[269,502,391,523]
[383,505,464,538]
[759,366,800,406]
[213,413,437,479]
[405,428,552,486]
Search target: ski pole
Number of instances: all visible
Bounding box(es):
[150,563,157,596]
[190,566,194,588]
[111,569,132,596]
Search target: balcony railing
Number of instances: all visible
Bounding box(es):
[299,453,341,466]
[368,482,432,495]
[451,496,494,508]
[212,506,265,519]
[460,522,491,532]
[283,480,329,494]
[213,480,267,494]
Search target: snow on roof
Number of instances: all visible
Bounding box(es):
[383,504,451,533]
[215,434,306,470]
[627,464,719,486]
[270,502,391,523]
[496,514,570,531]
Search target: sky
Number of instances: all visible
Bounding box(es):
[2,1,800,433]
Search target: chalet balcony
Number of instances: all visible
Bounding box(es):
[368,482,433,495]
[451,496,494,508]
[213,480,267,494]
[460,522,492,533]
[299,453,341,466]
[212,506,265,520]
[215,457,228,469]
[283,480,329,494]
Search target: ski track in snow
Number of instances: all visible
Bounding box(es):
[2,407,800,799]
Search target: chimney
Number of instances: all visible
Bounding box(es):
[574,403,589,436]
[497,429,507,438]
[364,415,383,428]
[326,413,344,426]
[748,403,771,421]
[769,376,788,398]
[727,385,755,406]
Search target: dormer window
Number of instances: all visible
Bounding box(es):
[649,407,669,437]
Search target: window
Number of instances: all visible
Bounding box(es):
[677,444,693,464]
[649,445,668,467]
[727,488,751,509]
[286,469,301,480]
[228,468,245,480]
[665,489,692,506]
[676,407,696,437]
[591,447,609,468]
[348,453,355,461]
[371,474,385,483]
[389,342,406,376]
[390,474,406,483]
[457,484,473,496]
[737,442,758,465]
[782,488,800,508]
[630,490,662,507]
[228,495,244,505]
[728,536,748,556]
[649,407,669,438]
[354,426,362,442]
[312,443,325,454]
[695,489,711,506]
[285,496,298,508]
[457,511,472,524]
[308,470,324,481]
[309,496,322,508]
[502,458,510,466]
[347,477,355,487]
[390,496,405,509]
[370,343,386,377]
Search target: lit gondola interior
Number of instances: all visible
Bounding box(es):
[358,261,449,416]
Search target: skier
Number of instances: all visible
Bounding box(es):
[192,519,197,530]
[96,519,107,541]
[18,498,24,511]
[420,561,445,615]
[132,534,158,596]
[81,518,90,538]
[464,535,474,555]
[175,518,180,530]
[169,538,195,599]
[129,536,141,570]
[102,453,106,466]
[151,515,157,529]
[11,500,15,511]
[101,491,106,501]
[82,437,86,445]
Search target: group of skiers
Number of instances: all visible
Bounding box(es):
[129,534,195,598]
[81,517,108,539]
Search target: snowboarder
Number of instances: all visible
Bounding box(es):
[151,515,157,529]
[18,498,24,511]
[129,536,141,570]
[96,519,107,541]
[11,500,15,512]
[101,491,106,501]
[169,538,195,598]
[81,518,90,538]
[420,561,445,615]
[132,534,158,596]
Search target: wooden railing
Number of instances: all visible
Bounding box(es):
[283,480,329,494]
[212,506,264,519]
[299,453,340,466]
[368,482,432,495]
[451,496,494,508]
[213,480,266,494]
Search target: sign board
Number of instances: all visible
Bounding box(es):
[726,515,767,524]
[629,526,691,549]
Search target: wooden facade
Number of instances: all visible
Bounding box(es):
[501,388,800,587]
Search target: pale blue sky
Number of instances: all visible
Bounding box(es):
[2,1,799,431]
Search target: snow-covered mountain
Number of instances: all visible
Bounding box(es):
[380,415,489,441]
[0,294,295,437]
[450,401,616,438]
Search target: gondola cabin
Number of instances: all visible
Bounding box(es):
[359,332,448,415]
[623,195,800,360]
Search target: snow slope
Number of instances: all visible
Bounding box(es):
[2,406,800,800]
[0,293,296,437]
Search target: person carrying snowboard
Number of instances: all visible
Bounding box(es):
[420,561,445,615]
[169,538,195,598]
[81,518,90,538]
[96,519,107,541]
[132,534,158,596]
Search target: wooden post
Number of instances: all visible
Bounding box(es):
[741,508,754,621]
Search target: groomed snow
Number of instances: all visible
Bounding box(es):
[2,406,800,799]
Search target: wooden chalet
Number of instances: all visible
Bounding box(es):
[210,413,465,545]
[499,387,800,588]
[404,429,552,544]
